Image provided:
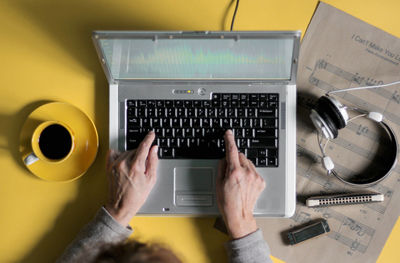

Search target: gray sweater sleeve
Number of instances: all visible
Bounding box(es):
[56,207,133,263]
[225,229,272,263]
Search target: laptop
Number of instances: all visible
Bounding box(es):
[92,31,299,217]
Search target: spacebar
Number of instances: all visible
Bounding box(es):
[174,147,225,159]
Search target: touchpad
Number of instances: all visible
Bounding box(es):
[174,167,214,206]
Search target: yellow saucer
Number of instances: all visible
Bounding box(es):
[19,102,98,182]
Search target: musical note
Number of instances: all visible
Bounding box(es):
[356,124,369,135]
[352,72,364,85]
[350,239,360,251]
[392,90,400,104]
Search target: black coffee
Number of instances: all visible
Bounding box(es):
[38,124,72,160]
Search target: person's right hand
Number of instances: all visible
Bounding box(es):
[216,130,266,239]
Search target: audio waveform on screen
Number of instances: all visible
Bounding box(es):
[129,46,281,66]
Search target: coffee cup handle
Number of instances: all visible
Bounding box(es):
[24,153,39,166]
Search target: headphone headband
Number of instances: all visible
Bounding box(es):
[329,120,398,187]
[310,95,398,187]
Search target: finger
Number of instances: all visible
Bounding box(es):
[145,145,159,180]
[238,152,249,168]
[106,149,120,171]
[133,131,156,169]
[224,130,240,169]
[247,158,258,176]
[217,158,227,184]
[113,150,134,171]
[247,159,265,189]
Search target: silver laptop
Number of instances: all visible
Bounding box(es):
[93,31,299,217]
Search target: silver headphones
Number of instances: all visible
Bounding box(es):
[309,85,399,187]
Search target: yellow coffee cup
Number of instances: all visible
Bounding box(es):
[23,121,75,166]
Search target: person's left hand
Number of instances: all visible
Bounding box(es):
[105,131,159,227]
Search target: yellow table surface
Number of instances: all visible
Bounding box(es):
[0,0,399,262]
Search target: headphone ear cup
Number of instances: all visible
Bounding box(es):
[317,110,338,139]
[316,96,346,129]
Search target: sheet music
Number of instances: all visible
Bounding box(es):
[257,2,400,262]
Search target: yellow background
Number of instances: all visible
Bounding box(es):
[0,0,399,262]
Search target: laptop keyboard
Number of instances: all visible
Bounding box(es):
[126,93,279,167]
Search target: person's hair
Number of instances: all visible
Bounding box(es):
[92,239,182,263]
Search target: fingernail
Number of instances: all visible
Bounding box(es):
[153,145,159,153]
[226,129,233,135]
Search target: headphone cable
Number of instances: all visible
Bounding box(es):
[230,0,240,31]
[328,79,400,94]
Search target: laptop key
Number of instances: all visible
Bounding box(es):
[268,149,278,157]
[268,157,278,166]
[127,100,137,107]
[222,118,230,128]
[159,139,169,147]
[207,108,216,117]
[137,108,146,117]
[258,149,267,157]
[246,148,258,158]
[252,119,262,128]
[249,138,276,148]
[198,108,206,117]
[258,158,267,166]
[152,118,160,127]
[156,100,164,107]
[269,101,278,108]
[154,128,163,137]
[247,108,256,117]
[170,138,179,147]
[187,108,196,117]
[127,139,141,150]
[184,100,193,108]
[164,128,173,137]
[262,118,277,128]
[182,118,191,127]
[242,119,251,128]
[147,108,156,117]
[142,118,151,127]
[193,100,202,107]
[259,109,276,118]
[128,118,140,127]
[203,100,211,107]
[171,118,180,128]
[159,148,173,158]
[244,128,253,137]
[185,128,193,137]
[255,129,277,138]
[234,129,243,138]
[175,128,184,137]
[202,118,211,127]
[269,94,278,101]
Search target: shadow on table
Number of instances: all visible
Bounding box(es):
[7,0,231,262]
[7,0,154,262]
[192,217,230,262]
[0,100,52,174]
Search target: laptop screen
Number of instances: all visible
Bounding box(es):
[95,32,296,81]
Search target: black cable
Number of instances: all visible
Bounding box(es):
[230,0,240,31]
